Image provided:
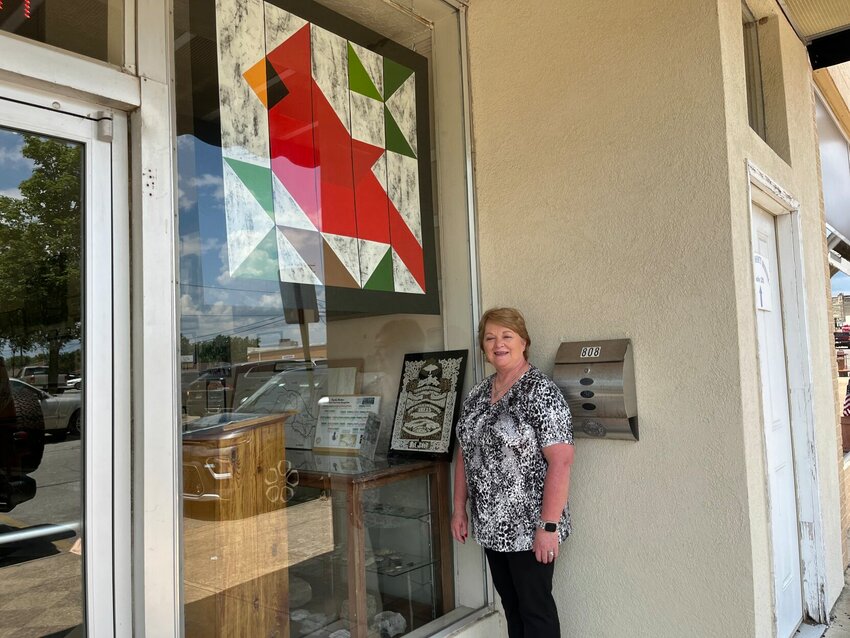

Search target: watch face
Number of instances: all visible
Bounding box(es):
[543,522,557,533]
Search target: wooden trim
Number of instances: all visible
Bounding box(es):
[814,68,850,141]
[433,463,455,614]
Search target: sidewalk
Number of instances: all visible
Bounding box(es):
[824,569,850,638]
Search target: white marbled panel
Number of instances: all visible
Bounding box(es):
[215,0,269,164]
[273,173,316,231]
[350,42,383,97]
[359,239,390,286]
[264,2,307,51]
[385,72,416,156]
[311,24,350,133]
[323,233,361,287]
[386,150,422,246]
[372,151,387,192]
[371,150,388,192]
[392,248,423,294]
[350,92,384,147]
[223,160,275,275]
[276,228,322,285]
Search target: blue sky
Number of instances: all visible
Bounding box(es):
[833,272,850,295]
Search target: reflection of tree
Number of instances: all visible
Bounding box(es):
[0,135,81,389]
[181,333,260,364]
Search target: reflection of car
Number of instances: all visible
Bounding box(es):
[184,360,311,417]
[10,379,82,441]
[16,365,68,389]
[231,363,328,417]
[0,361,45,512]
[182,363,326,513]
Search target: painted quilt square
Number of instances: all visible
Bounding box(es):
[214,0,438,314]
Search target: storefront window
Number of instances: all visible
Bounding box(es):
[0,0,123,66]
[175,0,480,635]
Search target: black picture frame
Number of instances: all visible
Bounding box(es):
[388,350,468,461]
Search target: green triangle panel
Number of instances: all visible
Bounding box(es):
[348,43,383,101]
[383,58,413,100]
[224,158,275,219]
[384,106,416,159]
[231,229,279,280]
[364,249,394,291]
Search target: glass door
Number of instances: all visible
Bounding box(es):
[0,85,128,637]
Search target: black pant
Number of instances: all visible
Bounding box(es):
[484,548,560,638]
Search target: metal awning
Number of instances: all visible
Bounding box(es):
[778,0,850,67]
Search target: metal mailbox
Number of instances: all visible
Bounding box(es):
[553,339,638,440]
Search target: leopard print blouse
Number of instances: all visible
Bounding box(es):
[456,365,573,552]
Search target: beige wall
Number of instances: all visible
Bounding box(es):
[719,0,844,620]
[463,0,842,635]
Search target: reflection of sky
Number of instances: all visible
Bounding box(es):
[0,127,35,199]
[177,135,326,346]
[833,272,850,295]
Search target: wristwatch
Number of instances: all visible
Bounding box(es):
[538,520,558,533]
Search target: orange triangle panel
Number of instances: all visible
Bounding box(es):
[243,58,268,108]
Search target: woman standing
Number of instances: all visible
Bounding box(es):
[452,307,574,638]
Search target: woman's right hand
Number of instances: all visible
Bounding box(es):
[451,509,468,543]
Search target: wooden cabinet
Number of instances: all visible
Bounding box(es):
[183,414,291,638]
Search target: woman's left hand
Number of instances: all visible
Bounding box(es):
[533,529,559,564]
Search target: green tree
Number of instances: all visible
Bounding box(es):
[0,133,82,390]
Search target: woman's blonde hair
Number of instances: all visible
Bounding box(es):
[477,307,531,360]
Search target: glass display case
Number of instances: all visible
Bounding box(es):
[182,432,453,638]
[287,454,453,638]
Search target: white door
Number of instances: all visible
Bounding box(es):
[0,85,129,636]
[752,204,803,637]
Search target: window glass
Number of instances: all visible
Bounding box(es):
[175,0,478,635]
[0,126,85,636]
[0,0,123,66]
[742,3,766,139]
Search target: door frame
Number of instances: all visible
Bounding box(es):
[747,160,828,624]
[0,82,131,636]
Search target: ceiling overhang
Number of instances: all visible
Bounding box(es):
[777,0,850,67]
[828,225,850,277]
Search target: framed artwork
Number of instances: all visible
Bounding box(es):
[212,0,438,317]
[389,350,468,461]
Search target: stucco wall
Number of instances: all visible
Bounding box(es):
[466,0,751,635]
[463,0,842,636]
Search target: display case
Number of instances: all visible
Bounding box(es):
[181,415,453,638]
[287,455,454,638]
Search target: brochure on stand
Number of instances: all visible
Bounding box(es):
[313,395,381,454]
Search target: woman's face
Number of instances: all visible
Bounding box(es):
[482,321,527,372]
